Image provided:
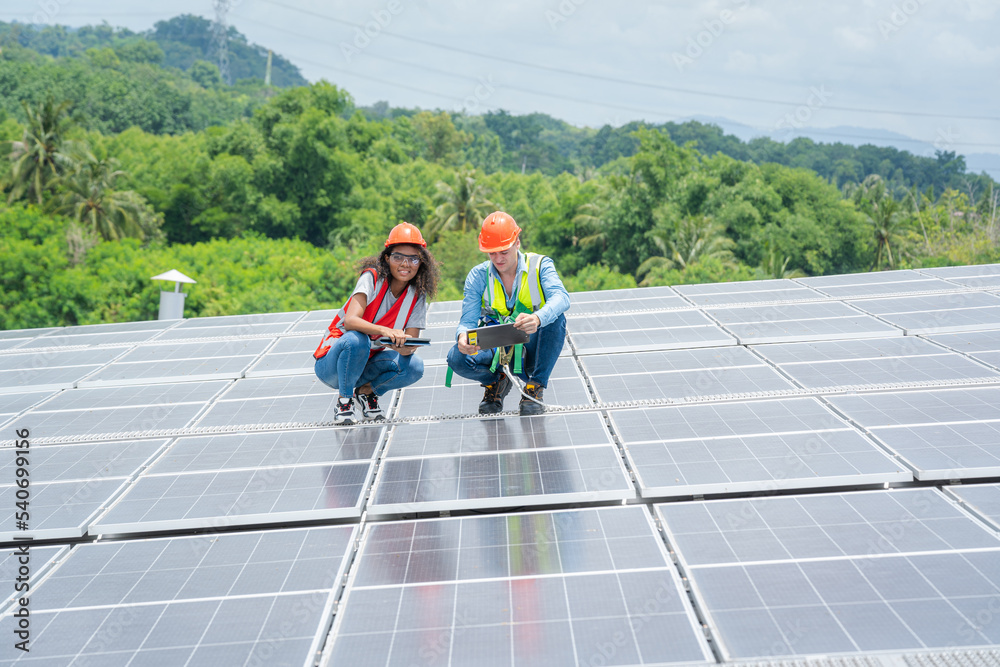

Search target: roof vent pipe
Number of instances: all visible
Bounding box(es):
[151,270,197,320]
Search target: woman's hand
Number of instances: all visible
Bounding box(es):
[381,328,409,347]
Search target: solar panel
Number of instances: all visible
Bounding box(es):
[610,397,908,496]
[92,461,373,534]
[753,337,1000,389]
[154,322,296,340]
[947,483,1000,531]
[16,329,163,349]
[676,279,824,305]
[585,356,794,402]
[827,388,1000,480]
[0,326,60,341]
[386,412,611,458]
[0,348,130,394]
[925,329,1000,354]
[80,352,270,387]
[0,390,56,416]
[690,549,1000,658]
[848,292,1000,334]
[369,440,633,515]
[568,309,712,333]
[219,374,331,401]
[798,269,962,297]
[173,312,304,328]
[919,263,1000,280]
[570,285,679,302]
[194,391,394,427]
[657,488,1000,568]
[18,403,208,441]
[149,426,384,473]
[322,506,714,666]
[571,325,736,355]
[656,488,1000,660]
[0,439,168,483]
[36,381,229,413]
[0,339,29,352]
[568,295,691,314]
[0,546,67,612]
[396,373,591,417]
[244,335,317,377]
[0,526,356,666]
[706,301,902,344]
[0,479,130,540]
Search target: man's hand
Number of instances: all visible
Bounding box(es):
[392,343,416,356]
[457,332,480,355]
[513,313,541,335]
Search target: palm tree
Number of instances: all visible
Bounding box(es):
[760,240,806,279]
[426,168,494,239]
[638,214,735,280]
[869,196,903,271]
[54,151,158,241]
[3,98,78,204]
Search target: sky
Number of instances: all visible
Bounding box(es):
[4,0,999,159]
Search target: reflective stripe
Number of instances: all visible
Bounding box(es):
[392,285,416,330]
[526,253,543,310]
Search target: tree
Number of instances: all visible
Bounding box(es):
[3,98,77,204]
[427,168,494,239]
[54,150,160,241]
[637,213,735,281]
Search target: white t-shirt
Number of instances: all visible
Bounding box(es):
[350,271,427,330]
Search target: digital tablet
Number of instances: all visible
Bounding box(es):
[375,337,431,347]
[467,323,529,349]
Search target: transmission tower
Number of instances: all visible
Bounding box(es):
[212,0,232,85]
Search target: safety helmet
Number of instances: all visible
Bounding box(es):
[478,211,521,252]
[385,222,427,248]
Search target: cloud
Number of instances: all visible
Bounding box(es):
[932,30,1000,65]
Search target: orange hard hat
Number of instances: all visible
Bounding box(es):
[385,222,426,247]
[478,211,521,252]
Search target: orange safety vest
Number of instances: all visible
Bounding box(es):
[313,268,418,360]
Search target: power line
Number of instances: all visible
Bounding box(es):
[233,13,1000,151]
[257,0,1000,123]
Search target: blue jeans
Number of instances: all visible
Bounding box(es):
[314,330,424,398]
[447,313,566,387]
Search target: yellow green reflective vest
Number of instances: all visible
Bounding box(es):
[480,252,546,321]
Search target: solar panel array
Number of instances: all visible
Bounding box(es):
[3,266,1000,664]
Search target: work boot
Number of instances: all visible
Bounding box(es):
[519,382,545,416]
[479,374,512,414]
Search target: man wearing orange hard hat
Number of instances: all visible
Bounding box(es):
[447,211,570,415]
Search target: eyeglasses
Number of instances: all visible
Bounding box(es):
[389,252,421,266]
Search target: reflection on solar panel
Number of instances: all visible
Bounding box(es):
[7,263,1000,664]
[611,398,907,496]
[657,489,1000,659]
[0,526,355,665]
[323,506,714,666]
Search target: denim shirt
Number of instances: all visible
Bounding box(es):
[455,252,571,339]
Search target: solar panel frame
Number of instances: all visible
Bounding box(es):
[924,330,1000,354]
[243,335,321,378]
[0,545,68,613]
[395,374,592,417]
[945,483,1000,532]
[588,364,795,402]
[570,325,737,355]
[0,438,169,484]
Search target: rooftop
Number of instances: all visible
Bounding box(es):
[3,265,1000,665]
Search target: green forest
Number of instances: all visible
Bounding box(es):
[2,17,999,331]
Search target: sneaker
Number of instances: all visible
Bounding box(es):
[519,382,545,416]
[479,373,512,414]
[355,390,385,421]
[334,396,356,425]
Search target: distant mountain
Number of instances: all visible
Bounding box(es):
[686,115,1000,179]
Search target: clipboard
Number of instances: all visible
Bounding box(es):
[467,323,529,350]
[375,337,430,346]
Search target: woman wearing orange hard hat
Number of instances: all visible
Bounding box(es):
[448,211,571,416]
[314,222,439,425]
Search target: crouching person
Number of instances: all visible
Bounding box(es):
[447,211,570,416]
[314,223,438,424]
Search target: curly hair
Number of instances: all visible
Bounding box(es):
[357,244,439,299]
